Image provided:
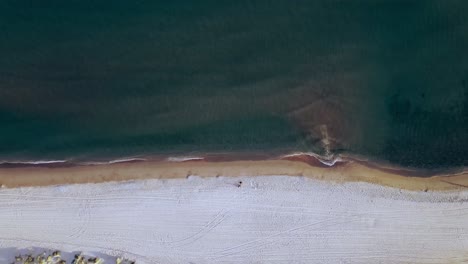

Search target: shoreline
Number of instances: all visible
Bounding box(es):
[1,151,466,175]
[0,154,467,191]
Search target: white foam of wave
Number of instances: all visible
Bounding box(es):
[108,158,147,164]
[81,158,147,165]
[281,152,343,166]
[167,156,204,162]
[0,160,68,165]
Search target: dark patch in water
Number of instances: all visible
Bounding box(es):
[383,86,468,168]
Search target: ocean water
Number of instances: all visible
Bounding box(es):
[0,1,466,170]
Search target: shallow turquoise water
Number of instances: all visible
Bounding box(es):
[0,1,466,169]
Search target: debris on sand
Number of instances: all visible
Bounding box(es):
[11,250,133,264]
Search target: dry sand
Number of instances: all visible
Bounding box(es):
[0,158,467,191]
[0,176,467,263]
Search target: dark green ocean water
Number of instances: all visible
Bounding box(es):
[0,1,467,169]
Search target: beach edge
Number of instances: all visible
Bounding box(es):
[0,157,467,191]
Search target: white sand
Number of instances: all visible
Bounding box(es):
[0,175,467,263]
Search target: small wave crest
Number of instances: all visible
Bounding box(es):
[0,157,149,167]
[167,156,204,162]
[0,160,68,165]
[280,152,343,167]
[80,158,147,165]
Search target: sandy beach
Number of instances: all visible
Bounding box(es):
[1,175,467,263]
[0,157,467,263]
[0,155,467,191]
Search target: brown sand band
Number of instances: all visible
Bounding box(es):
[0,158,467,191]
